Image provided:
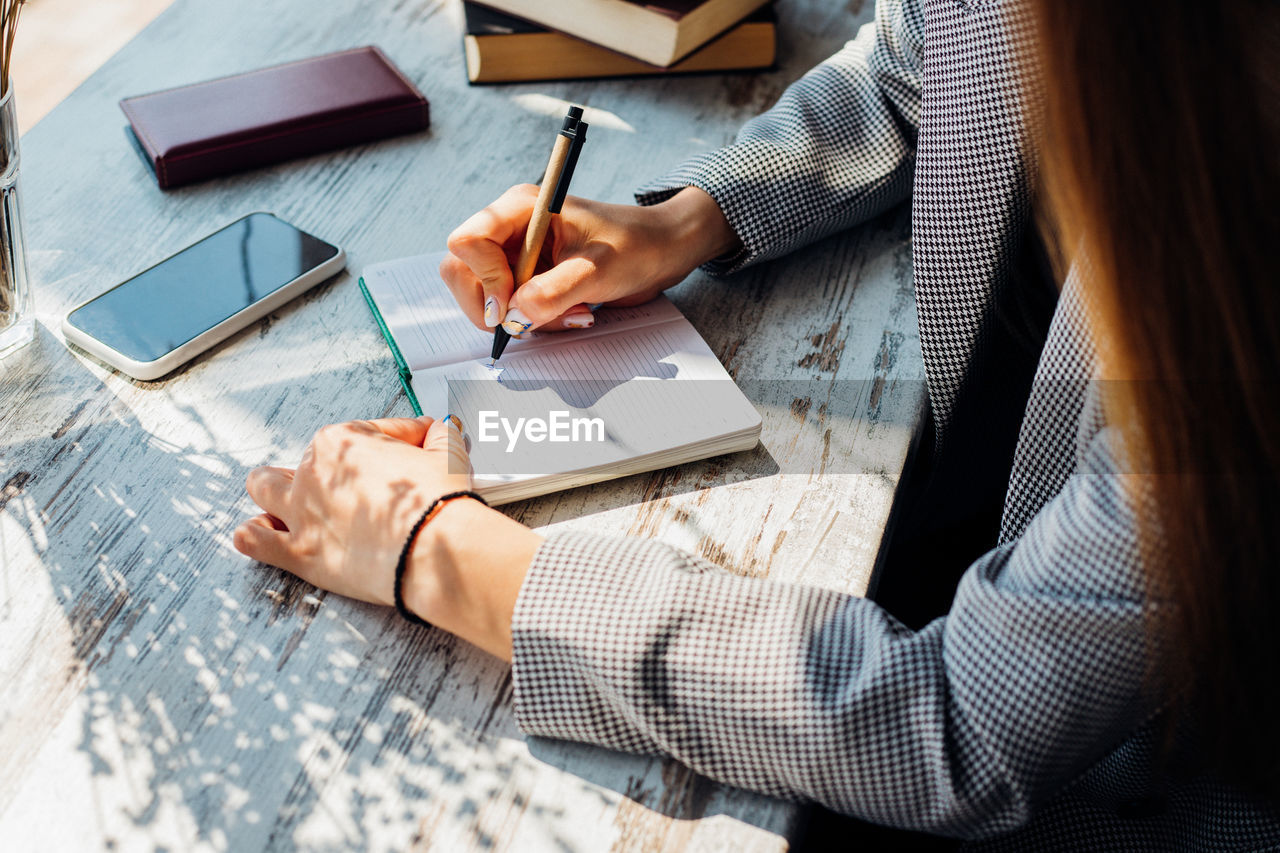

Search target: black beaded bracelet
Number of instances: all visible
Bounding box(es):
[394,490,488,628]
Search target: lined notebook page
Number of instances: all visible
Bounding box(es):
[362,252,685,371]
[410,321,761,481]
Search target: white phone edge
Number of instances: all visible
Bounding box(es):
[61,247,347,382]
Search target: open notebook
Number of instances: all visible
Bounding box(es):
[358,252,762,504]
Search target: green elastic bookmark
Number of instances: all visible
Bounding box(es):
[357,276,424,417]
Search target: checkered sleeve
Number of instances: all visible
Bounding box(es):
[510,429,1165,839]
[634,0,923,274]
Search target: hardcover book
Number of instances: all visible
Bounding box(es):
[468,0,772,67]
[464,3,776,83]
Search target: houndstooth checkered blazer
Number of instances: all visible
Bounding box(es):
[508,0,1280,848]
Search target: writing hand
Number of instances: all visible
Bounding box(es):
[440,185,739,334]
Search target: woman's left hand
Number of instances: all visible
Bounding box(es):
[235,416,543,660]
[234,416,470,608]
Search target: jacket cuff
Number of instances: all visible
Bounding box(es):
[634,146,778,276]
[509,530,720,754]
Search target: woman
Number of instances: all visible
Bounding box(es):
[234,0,1279,847]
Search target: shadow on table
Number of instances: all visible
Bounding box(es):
[0,323,798,850]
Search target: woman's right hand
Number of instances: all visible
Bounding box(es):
[439,185,739,334]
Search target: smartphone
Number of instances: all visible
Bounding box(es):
[63,212,346,380]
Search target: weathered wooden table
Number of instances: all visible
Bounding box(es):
[0,0,926,849]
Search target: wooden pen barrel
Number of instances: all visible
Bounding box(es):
[514,131,572,285]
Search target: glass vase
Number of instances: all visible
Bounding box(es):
[0,81,32,359]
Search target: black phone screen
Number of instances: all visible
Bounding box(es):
[67,213,340,363]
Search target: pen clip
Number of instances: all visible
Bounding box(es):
[549,119,587,215]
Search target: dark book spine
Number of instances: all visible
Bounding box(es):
[464,2,545,36]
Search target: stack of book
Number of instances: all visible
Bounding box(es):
[463,0,776,84]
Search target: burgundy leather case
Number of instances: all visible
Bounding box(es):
[120,46,430,189]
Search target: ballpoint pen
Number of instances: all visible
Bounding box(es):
[488,105,589,367]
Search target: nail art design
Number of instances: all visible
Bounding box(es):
[501,307,533,337]
[442,413,472,453]
[484,296,499,327]
[562,312,595,329]
[442,413,466,434]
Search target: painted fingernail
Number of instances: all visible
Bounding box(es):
[484,296,499,327]
[562,312,595,329]
[443,413,471,452]
[501,307,533,337]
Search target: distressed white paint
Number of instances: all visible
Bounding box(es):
[0,0,921,850]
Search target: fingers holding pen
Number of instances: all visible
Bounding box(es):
[445,184,539,328]
[447,233,512,329]
[503,255,599,333]
[438,254,487,330]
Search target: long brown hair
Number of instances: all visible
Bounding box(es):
[1032,0,1280,797]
